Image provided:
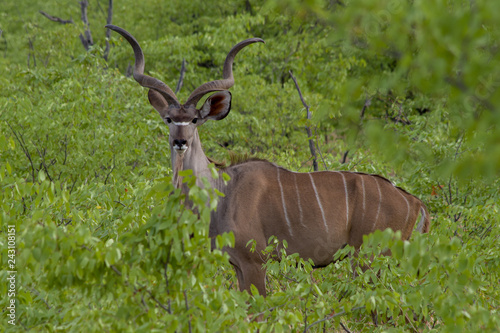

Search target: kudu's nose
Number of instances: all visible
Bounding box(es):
[174,139,187,146]
[173,139,188,154]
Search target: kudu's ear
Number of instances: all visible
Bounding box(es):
[148,89,169,118]
[200,91,232,121]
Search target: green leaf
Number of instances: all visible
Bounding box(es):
[8,136,16,150]
[38,170,46,182]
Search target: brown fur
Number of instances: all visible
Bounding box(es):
[109,25,430,297]
[210,160,430,295]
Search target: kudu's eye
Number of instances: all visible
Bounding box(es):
[192,118,198,124]
[166,117,172,123]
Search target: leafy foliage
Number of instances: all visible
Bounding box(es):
[1,0,499,331]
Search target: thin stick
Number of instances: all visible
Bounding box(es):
[104,155,116,185]
[109,265,122,276]
[289,70,318,171]
[339,321,352,333]
[28,287,52,309]
[184,290,192,333]
[0,28,6,57]
[164,243,173,314]
[39,11,74,24]
[250,303,287,320]
[7,122,36,183]
[341,150,349,164]
[79,0,93,51]
[32,141,53,182]
[302,288,312,333]
[25,26,36,68]
[103,0,113,61]
[304,306,365,331]
[314,127,329,170]
[147,290,170,313]
[359,96,371,120]
[175,59,186,94]
[140,293,149,312]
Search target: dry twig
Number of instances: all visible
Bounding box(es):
[39,11,74,24]
[103,0,114,61]
[289,70,318,171]
[79,0,93,50]
[175,59,186,94]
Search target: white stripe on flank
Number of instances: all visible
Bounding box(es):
[293,173,306,228]
[372,176,382,230]
[361,176,366,220]
[336,172,349,228]
[277,168,293,236]
[417,206,425,232]
[309,173,328,232]
[396,188,410,225]
[173,121,190,126]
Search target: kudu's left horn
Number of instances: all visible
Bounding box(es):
[105,24,180,107]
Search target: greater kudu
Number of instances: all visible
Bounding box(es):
[106,25,430,296]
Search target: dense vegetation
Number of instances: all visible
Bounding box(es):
[1,0,498,331]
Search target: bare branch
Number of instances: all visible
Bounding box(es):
[359,96,372,120]
[302,288,312,333]
[32,140,54,182]
[371,310,378,327]
[184,290,192,333]
[79,0,93,51]
[7,122,36,183]
[141,293,149,312]
[480,220,494,240]
[340,321,352,333]
[0,28,6,58]
[39,11,74,24]
[304,306,365,332]
[289,70,310,114]
[279,272,299,283]
[163,243,172,314]
[24,24,36,68]
[341,150,349,164]
[289,70,318,171]
[147,290,170,313]
[313,127,328,170]
[27,37,35,68]
[95,0,106,15]
[249,303,287,320]
[104,155,116,184]
[69,176,78,194]
[113,200,127,208]
[58,135,68,179]
[109,265,122,276]
[103,0,113,61]
[27,287,52,310]
[175,58,186,94]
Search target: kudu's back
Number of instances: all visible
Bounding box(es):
[212,160,429,271]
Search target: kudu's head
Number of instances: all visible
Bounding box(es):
[106,25,264,157]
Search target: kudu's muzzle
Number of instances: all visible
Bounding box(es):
[173,139,188,155]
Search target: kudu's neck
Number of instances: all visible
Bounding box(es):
[171,129,223,192]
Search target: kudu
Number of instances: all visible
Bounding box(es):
[107,25,430,296]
